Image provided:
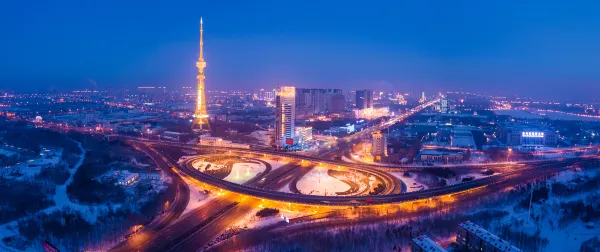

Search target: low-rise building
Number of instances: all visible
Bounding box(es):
[497,123,558,147]
[295,126,313,143]
[411,235,447,252]
[199,135,250,149]
[419,149,464,162]
[457,221,521,252]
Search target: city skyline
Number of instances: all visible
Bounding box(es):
[2,2,600,251]
[2,1,600,102]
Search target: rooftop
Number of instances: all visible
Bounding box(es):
[459,221,521,252]
[412,235,447,252]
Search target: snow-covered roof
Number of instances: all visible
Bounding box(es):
[412,235,447,251]
[459,221,521,252]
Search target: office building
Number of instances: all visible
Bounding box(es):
[275,86,296,147]
[264,89,276,101]
[356,89,373,110]
[295,88,344,115]
[329,94,346,113]
[457,221,521,252]
[497,123,558,147]
[371,130,387,157]
[440,97,450,113]
[411,235,447,252]
[259,88,265,100]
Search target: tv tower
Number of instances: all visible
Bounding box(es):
[193,17,209,130]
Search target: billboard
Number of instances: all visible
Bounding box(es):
[285,138,294,145]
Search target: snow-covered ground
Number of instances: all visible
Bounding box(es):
[278,182,293,193]
[223,162,266,184]
[0,140,92,251]
[0,148,63,180]
[484,168,600,252]
[249,130,271,146]
[389,172,428,192]
[263,159,288,170]
[181,177,214,216]
[296,168,350,196]
[341,156,357,163]
[232,207,307,232]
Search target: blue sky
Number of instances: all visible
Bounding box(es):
[1,0,599,101]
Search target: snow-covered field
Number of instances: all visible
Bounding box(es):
[485,168,600,251]
[223,162,266,184]
[389,172,428,192]
[0,148,63,180]
[296,168,350,196]
[0,141,87,252]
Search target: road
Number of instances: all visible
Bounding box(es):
[207,157,600,251]
[153,161,313,252]
[178,156,593,206]
[110,143,190,252]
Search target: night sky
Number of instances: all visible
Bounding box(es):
[2,1,600,101]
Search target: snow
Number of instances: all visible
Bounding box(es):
[0,148,17,157]
[543,220,599,252]
[296,168,350,196]
[550,169,598,184]
[341,156,357,163]
[278,182,294,193]
[233,208,305,230]
[0,148,63,180]
[223,162,266,184]
[249,130,271,146]
[263,159,288,170]
[181,177,214,216]
[389,172,428,192]
[0,139,100,251]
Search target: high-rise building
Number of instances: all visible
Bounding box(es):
[329,94,346,113]
[421,91,426,102]
[356,89,373,110]
[371,130,387,157]
[275,86,296,147]
[295,88,343,115]
[193,18,209,130]
[348,90,357,107]
[457,221,521,252]
[440,97,450,113]
[264,89,276,101]
[259,88,265,100]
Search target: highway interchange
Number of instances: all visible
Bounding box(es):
[108,99,600,251]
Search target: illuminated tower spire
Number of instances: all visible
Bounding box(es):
[199,17,204,61]
[193,17,209,131]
